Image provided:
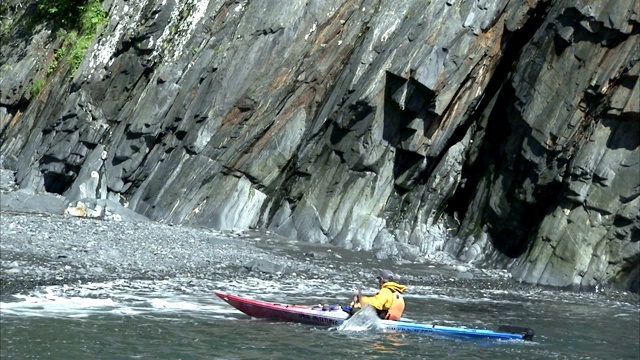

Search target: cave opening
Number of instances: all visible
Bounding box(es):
[42,171,76,195]
[444,1,553,257]
[39,154,80,195]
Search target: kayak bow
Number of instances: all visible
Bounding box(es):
[214,292,534,341]
[215,291,348,326]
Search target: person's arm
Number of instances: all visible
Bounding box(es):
[356,288,393,311]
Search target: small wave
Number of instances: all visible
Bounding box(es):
[336,306,382,332]
[0,277,356,320]
[0,279,239,319]
[0,286,120,317]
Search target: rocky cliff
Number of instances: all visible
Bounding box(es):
[1,0,638,292]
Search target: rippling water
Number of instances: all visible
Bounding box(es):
[2,273,638,359]
[2,235,639,359]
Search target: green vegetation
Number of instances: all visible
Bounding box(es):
[31,78,46,97]
[0,2,11,38]
[49,47,66,74]
[38,0,108,73]
[38,0,88,30]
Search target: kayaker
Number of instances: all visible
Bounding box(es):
[350,269,407,320]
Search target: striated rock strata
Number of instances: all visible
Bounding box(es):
[1,0,638,292]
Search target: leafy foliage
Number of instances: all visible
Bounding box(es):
[31,78,46,97]
[38,0,108,73]
[38,0,89,31]
[71,0,107,69]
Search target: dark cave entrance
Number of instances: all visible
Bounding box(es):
[444,1,554,258]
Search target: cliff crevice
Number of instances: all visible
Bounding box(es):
[1,0,638,292]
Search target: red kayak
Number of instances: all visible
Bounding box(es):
[215,291,349,326]
[214,291,534,341]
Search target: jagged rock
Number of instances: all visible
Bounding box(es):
[0,190,68,215]
[0,0,637,292]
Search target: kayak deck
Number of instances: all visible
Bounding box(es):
[214,292,534,341]
[215,292,349,326]
[382,321,532,340]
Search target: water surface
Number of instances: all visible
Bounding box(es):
[2,273,638,359]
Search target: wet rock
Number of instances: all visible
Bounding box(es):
[304,251,329,260]
[244,259,288,274]
[456,272,474,280]
[4,268,22,275]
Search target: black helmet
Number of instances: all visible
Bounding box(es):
[377,269,396,282]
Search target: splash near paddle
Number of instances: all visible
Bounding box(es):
[336,305,381,332]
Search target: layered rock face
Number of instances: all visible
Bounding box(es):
[1,0,638,292]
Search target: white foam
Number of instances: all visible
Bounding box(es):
[0,276,355,320]
[336,306,382,332]
[1,286,120,318]
[3,277,636,322]
[0,279,225,318]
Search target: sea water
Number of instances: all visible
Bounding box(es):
[1,273,638,359]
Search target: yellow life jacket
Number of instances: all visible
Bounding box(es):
[384,291,405,320]
[359,282,406,320]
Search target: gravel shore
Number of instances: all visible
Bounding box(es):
[0,210,304,295]
[0,208,515,296]
[3,209,639,307]
[2,167,638,308]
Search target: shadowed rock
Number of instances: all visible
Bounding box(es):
[0,0,637,292]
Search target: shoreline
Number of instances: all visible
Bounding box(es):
[0,211,297,296]
[2,210,638,307]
